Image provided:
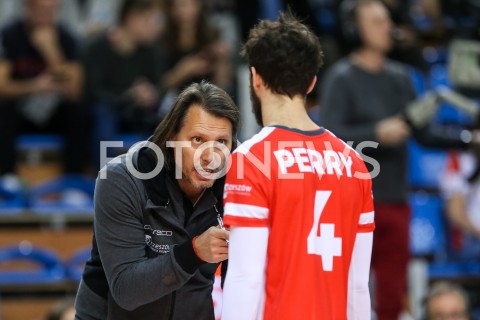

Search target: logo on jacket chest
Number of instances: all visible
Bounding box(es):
[144,225,173,236]
[144,225,173,254]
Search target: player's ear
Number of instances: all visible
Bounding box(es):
[251,67,264,91]
[307,76,317,94]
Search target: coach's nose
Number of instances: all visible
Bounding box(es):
[201,145,215,166]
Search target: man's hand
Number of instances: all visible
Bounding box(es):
[193,227,229,263]
[130,79,158,108]
[32,73,60,93]
[375,115,411,146]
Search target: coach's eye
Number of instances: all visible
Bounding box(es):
[192,137,202,144]
[217,139,226,144]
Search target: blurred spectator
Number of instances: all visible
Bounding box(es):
[424,281,470,320]
[160,0,233,114]
[410,0,453,47]
[58,0,123,39]
[440,124,480,260]
[0,0,123,40]
[0,0,20,28]
[320,1,468,319]
[0,0,89,181]
[286,0,343,69]
[82,0,164,155]
[46,297,75,320]
[206,0,240,58]
[381,0,429,72]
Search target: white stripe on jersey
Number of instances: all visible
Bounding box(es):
[225,203,270,219]
[325,129,362,159]
[359,211,375,224]
[235,127,276,155]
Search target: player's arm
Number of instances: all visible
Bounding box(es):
[347,231,373,320]
[222,150,271,319]
[348,175,375,320]
[222,226,269,320]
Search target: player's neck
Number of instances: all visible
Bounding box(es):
[261,94,320,131]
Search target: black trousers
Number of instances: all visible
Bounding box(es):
[0,99,90,175]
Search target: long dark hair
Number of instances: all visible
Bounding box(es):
[152,81,239,170]
[163,0,219,53]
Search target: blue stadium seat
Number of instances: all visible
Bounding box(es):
[409,67,428,96]
[0,185,26,215]
[16,134,64,152]
[412,14,433,32]
[428,261,480,279]
[423,47,448,65]
[0,243,65,285]
[115,134,149,150]
[64,246,91,282]
[29,174,95,214]
[408,139,448,188]
[315,7,336,32]
[409,191,446,257]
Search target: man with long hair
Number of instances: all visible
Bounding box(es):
[75,81,239,320]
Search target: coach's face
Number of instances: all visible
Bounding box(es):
[173,104,233,198]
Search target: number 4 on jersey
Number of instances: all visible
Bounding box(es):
[307,190,342,272]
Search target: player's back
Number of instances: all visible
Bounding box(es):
[227,126,374,319]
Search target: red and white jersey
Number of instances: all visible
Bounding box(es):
[223,126,375,320]
[440,152,480,230]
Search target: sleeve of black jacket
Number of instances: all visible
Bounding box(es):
[94,164,201,311]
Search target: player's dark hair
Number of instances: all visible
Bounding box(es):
[241,11,323,99]
[152,81,239,170]
[118,0,158,25]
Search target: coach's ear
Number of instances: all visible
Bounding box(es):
[307,76,317,94]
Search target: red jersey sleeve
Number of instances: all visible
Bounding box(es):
[223,151,270,228]
[357,178,375,233]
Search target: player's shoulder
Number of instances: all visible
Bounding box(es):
[323,129,369,169]
[233,127,277,156]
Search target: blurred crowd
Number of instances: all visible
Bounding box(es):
[1,0,480,319]
[0,0,478,175]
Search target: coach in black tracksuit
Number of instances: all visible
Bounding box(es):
[74,81,239,320]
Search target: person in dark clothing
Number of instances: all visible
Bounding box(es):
[160,0,232,112]
[74,81,240,320]
[0,0,88,177]
[82,0,164,149]
[321,1,469,319]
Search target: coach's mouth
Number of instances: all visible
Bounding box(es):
[195,168,220,180]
